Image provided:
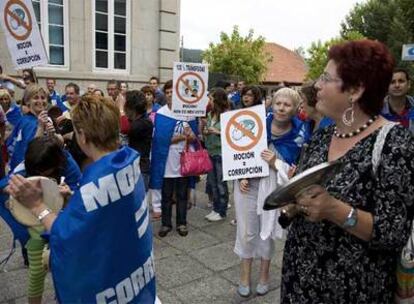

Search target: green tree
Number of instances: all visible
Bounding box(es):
[305,31,365,80]
[181,48,203,63]
[341,0,414,72]
[387,0,414,63]
[340,0,395,44]
[202,26,272,84]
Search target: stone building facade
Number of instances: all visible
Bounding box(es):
[0,0,181,94]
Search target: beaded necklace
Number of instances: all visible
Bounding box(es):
[334,116,378,138]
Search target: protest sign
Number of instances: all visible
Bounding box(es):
[172,62,208,116]
[0,0,48,69]
[221,104,269,181]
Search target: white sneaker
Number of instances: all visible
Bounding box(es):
[227,203,232,209]
[205,211,217,220]
[208,212,225,222]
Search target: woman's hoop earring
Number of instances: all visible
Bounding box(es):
[342,98,354,127]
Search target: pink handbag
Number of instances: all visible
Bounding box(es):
[180,138,213,176]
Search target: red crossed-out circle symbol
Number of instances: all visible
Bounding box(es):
[4,0,33,41]
[174,71,206,104]
[225,110,263,152]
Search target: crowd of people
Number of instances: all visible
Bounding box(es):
[0,39,414,303]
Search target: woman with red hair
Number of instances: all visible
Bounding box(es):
[280,40,414,303]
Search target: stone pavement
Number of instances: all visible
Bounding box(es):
[0,181,284,304]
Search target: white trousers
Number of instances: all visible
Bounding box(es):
[233,179,275,260]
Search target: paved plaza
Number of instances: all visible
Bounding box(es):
[0,181,284,304]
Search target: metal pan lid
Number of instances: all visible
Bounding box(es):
[263,160,343,210]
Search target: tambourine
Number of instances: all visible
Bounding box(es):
[263,161,343,210]
[7,176,63,227]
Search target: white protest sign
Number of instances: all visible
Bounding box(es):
[402,44,414,61]
[0,0,48,69]
[172,62,208,117]
[221,104,269,181]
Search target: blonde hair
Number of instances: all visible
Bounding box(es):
[71,95,120,151]
[272,87,301,110]
[23,84,47,106]
[0,89,11,100]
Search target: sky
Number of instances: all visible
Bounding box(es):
[180,0,364,52]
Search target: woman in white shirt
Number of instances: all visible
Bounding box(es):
[149,80,197,237]
[235,87,306,297]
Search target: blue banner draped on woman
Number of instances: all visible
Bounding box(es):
[7,113,38,171]
[266,113,307,165]
[50,147,156,303]
[5,104,22,127]
[149,106,198,190]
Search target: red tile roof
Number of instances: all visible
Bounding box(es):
[263,43,308,84]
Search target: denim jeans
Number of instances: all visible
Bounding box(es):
[207,155,229,217]
[161,177,189,227]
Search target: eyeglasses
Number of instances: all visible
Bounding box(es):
[317,72,342,83]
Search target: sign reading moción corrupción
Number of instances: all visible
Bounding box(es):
[172,62,209,117]
[0,0,48,69]
[221,104,269,181]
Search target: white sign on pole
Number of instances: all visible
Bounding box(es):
[0,0,48,70]
[172,62,209,117]
[221,104,269,181]
[402,44,414,61]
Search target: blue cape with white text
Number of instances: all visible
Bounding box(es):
[50,147,156,303]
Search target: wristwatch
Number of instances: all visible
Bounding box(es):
[37,208,52,221]
[342,207,358,229]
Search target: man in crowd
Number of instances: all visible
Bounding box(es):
[106,79,119,101]
[65,83,80,109]
[0,68,36,90]
[107,79,130,144]
[230,80,245,109]
[382,68,414,133]
[57,83,80,121]
[224,82,233,96]
[87,83,96,94]
[149,76,166,106]
[46,78,61,106]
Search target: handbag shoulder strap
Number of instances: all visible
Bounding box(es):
[372,122,397,176]
[185,136,204,151]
